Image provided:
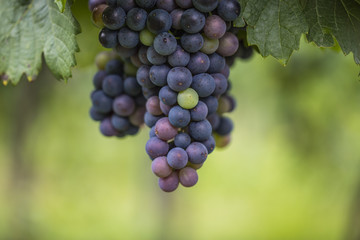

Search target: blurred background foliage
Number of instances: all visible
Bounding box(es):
[0,1,360,239]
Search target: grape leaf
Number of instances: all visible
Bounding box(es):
[304,0,360,64]
[240,0,308,65]
[54,0,67,12]
[0,0,80,85]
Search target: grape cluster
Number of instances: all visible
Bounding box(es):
[90,51,146,137]
[89,0,251,192]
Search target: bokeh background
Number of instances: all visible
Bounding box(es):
[1,1,360,239]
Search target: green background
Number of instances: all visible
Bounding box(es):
[0,1,359,239]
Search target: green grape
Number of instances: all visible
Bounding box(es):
[217,96,231,114]
[92,4,107,28]
[200,35,219,54]
[124,62,138,76]
[140,29,156,46]
[177,88,199,109]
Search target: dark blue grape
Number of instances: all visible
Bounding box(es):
[118,27,139,48]
[115,45,139,58]
[207,113,220,130]
[146,137,169,159]
[126,8,147,31]
[125,125,140,135]
[144,112,162,127]
[102,6,126,30]
[102,75,123,97]
[221,64,230,79]
[147,9,172,34]
[170,9,183,30]
[142,86,160,99]
[212,73,228,96]
[168,45,190,67]
[191,73,215,97]
[113,95,136,116]
[111,115,130,131]
[99,28,118,48]
[190,101,208,121]
[208,53,226,73]
[118,0,136,12]
[153,32,177,56]
[89,0,106,11]
[186,142,208,164]
[106,0,116,6]
[156,0,177,12]
[90,107,108,121]
[167,147,188,169]
[180,33,204,53]
[180,8,205,34]
[138,46,152,65]
[100,118,119,137]
[135,95,147,106]
[167,67,193,92]
[217,0,241,21]
[92,90,113,113]
[149,65,170,87]
[187,52,210,74]
[149,126,156,137]
[168,106,191,128]
[189,120,212,141]
[201,136,215,154]
[175,0,192,8]
[147,46,167,65]
[216,116,233,136]
[136,65,156,88]
[202,96,218,114]
[105,59,124,75]
[93,70,107,89]
[174,133,191,149]
[192,0,218,12]
[135,0,157,8]
[159,86,177,106]
[124,77,141,96]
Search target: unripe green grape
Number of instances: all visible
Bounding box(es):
[201,35,219,54]
[92,4,107,28]
[140,29,156,46]
[177,88,199,109]
[95,51,116,70]
[124,62,138,76]
[217,96,232,114]
[214,134,231,148]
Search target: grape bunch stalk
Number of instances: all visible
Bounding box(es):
[89,0,253,192]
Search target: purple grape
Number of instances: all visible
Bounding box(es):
[179,167,198,187]
[158,171,179,192]
[113,95,136,116]
[152,156,173,178]
[146,96,162,116]
[155,117,178,141]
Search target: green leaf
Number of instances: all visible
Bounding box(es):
[241,0,308,65]
[0,0,80,85]
[304,0,360,64]
[54,0,67,12]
